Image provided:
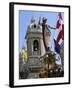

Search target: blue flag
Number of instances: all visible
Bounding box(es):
[54,39,61,54]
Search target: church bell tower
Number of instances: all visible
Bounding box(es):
[25,17,45,71]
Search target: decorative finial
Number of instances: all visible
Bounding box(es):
[31,16,36,23]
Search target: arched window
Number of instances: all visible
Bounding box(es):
[33,24,36,28]
[33,40,39,51]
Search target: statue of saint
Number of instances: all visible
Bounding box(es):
[39,17,55,52]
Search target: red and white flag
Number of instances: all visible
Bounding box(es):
[56,12,63,30]
[54,12,64,48]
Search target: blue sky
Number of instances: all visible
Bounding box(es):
[19,10,64,51]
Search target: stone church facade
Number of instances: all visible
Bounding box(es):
[25,17,46,72]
